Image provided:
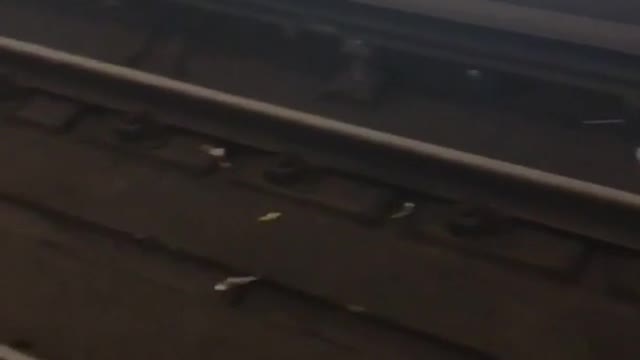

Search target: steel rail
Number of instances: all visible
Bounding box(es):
[356,0,640,57]
[1,35,638,211]
[169,0,640,96]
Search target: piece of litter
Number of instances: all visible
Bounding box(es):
[258,212,282,222]
[346,304,366,313]
[209,148,226,157]
[201,144,227,158]
[391,202,416,219]
[201,144,232,168]
[214,276,260,291]
[582,119,626,125]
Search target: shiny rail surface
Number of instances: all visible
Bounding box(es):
[1,35,639,251]
[2,36,638,208]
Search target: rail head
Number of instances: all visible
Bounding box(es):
[0,35,639,211]
[356,0,640,57]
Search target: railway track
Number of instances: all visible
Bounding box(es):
[133,0,640,96]
[1,1,640,359]
[3,0,640,192]
[0,35,640,359]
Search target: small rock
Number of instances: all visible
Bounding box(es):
[214,276,260,292]
[390,202,416,219]
[258,212,282,222]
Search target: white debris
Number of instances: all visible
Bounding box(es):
[258,212,282,222]
[214,276,260,292]
[201,144,226,158]
[390,202,416,219]
[201,144,232,168]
